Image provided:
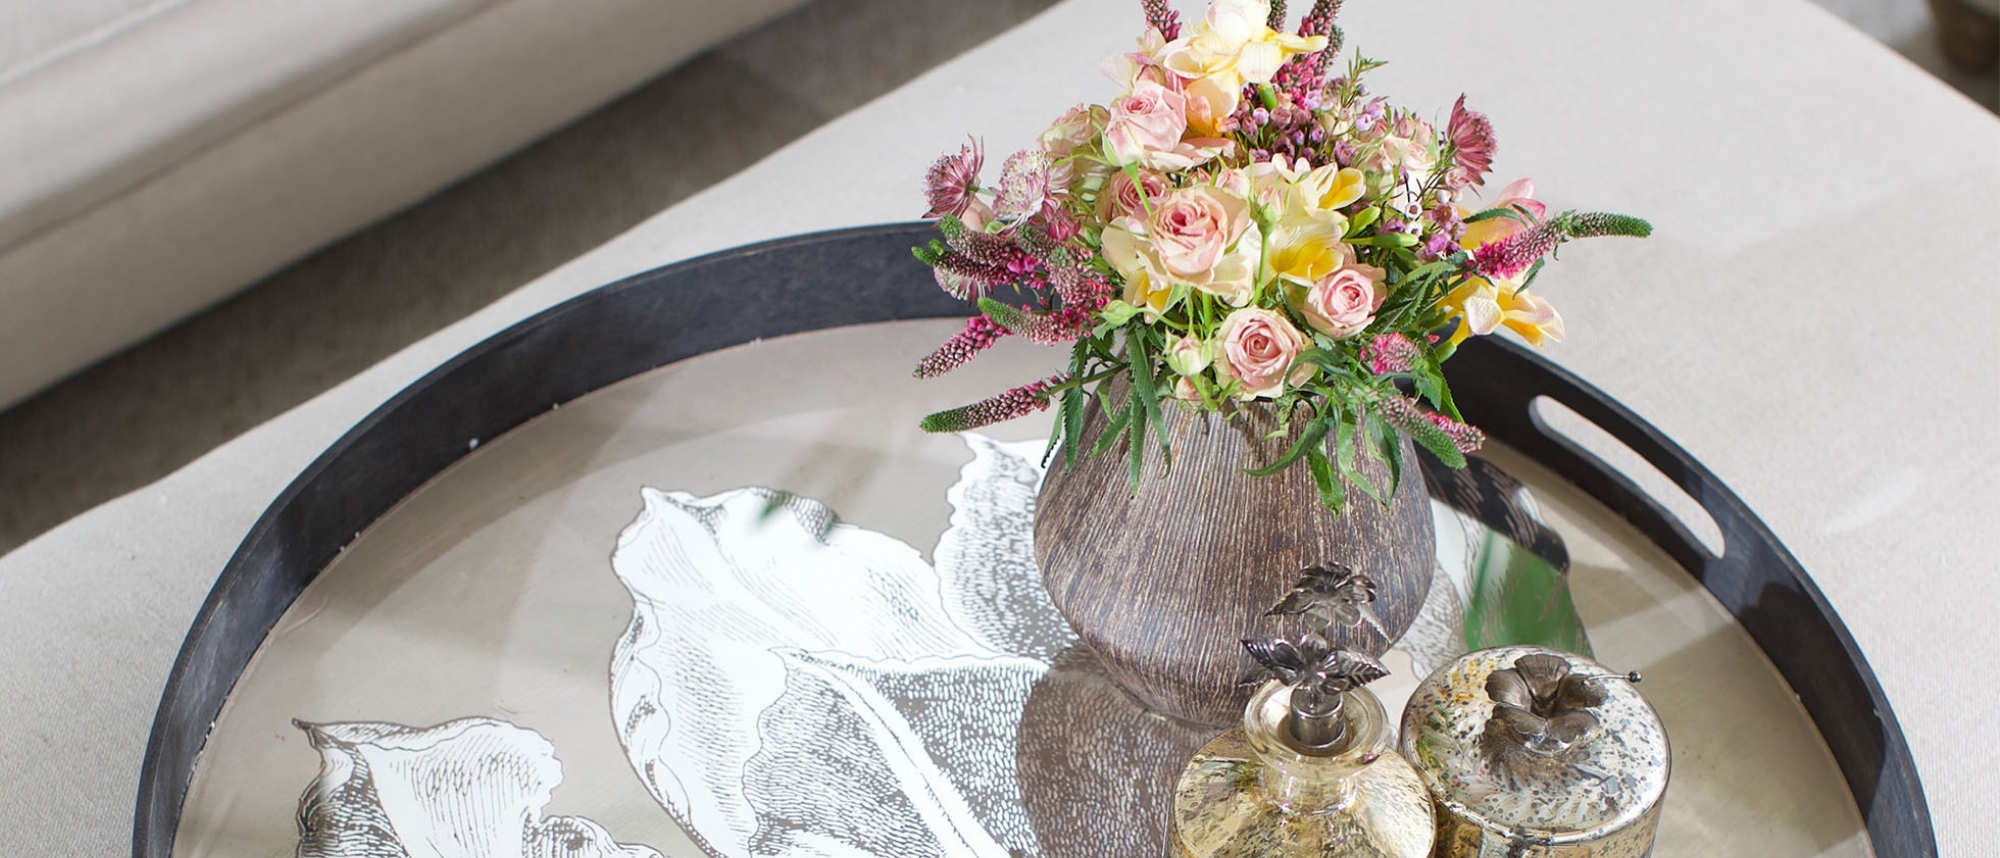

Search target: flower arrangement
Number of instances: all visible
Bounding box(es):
[913,0,1648,509]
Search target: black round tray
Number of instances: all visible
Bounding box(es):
[133,223,1935,857]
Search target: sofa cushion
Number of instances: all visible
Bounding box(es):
[0,0,806,409]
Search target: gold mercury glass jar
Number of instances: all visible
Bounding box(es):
[1171,678,1436,858]
[1400,645,1670,858]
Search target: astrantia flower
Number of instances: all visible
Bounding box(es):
[993,149,1056,221]
[1443,95,1496,191]
[923,139,983,219]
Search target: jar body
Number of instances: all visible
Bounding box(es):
[1171,681,1434,858]
[1401,646,1670,858]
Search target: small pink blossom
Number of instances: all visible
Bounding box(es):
[1363,334,1419,375]
[1217,307,1308,399]
[1175,376,1202,402]
[914,315,1005,378]
[1297,267,1386,338]
[919,373,1068,432]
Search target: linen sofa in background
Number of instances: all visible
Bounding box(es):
[0,0,806,410]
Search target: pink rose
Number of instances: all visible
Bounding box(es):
[1096,169,1168,222]
[1217,307,1307,398]
[1105,79,1189,167]
[1039,104,1100,159]
[1147,186,1248,278]
[1298,267,1385,338]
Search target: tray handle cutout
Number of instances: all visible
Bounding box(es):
[1529,395,1726,560]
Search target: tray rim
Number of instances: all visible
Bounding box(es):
[131,222,1935,857]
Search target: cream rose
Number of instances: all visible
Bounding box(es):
[1105,79,1189,167]
[1297,267,1386,338]
[1216,307,1307,398]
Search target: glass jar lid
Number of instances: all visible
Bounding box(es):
[1399,645,1669,842]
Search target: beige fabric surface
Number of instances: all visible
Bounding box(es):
[1,0,1995,854]
[0,0,806,410]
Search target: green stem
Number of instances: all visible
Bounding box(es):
[1044,365,1125,396]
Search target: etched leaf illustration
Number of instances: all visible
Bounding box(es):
[610,437,1068,858]
[295,717,660,858]
[743,649,1047,858]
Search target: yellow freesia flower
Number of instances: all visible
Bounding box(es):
[1263,216,1346,287]
[1441,276,1566,347]
[1160,0,1327,135]
[1291,164,1366,217]
[1102,223,1174,316]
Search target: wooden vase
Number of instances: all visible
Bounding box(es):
[1032,379,1436,727]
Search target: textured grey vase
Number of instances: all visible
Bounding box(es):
[1032,380,1436,727]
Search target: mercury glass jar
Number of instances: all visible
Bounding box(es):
[1170,679,1435,858]
[1400,645,1670,858]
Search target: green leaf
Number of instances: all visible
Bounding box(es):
[1125,322,1173,456]
[1379,413,1405,501]
[1412,346,1465,423]
[1291,347,1361,383]
[1244,415,1330,477]
[1045,387,1073,468]
[1091,406,1131,458]
[1340,413,1386,506]
[1465,202,1541,226]
[1334,410,1357,473]
[1411,361,1446,411]
[1126,392,1148,492]
[1305,445,1345,512]
[1060,342,1088,467]
[1517,258,1548,293]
